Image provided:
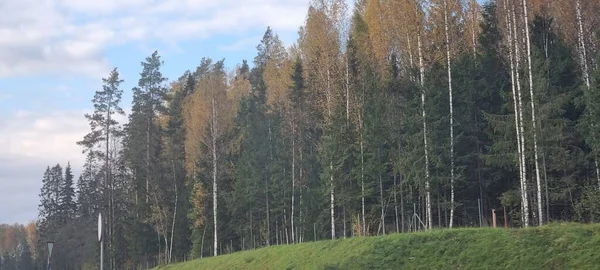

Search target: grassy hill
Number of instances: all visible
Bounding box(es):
[156,223,600,269]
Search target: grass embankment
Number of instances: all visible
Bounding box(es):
[156,223,600,269]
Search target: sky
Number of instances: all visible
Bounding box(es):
[0,0,316,225]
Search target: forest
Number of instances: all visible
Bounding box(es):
[3,0,600,269]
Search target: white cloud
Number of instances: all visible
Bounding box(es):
[0,109,89,165]
[0,108,129,224]
[219,36,263,52]
[0,0,310,79]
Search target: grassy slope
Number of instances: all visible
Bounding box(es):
[157,223,600,269]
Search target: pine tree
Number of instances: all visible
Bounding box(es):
[77,66,126,269]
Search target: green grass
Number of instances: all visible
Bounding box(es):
[156,223,600,269]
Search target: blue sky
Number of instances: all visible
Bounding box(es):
[0,0,488,224]
[0,0,310,224]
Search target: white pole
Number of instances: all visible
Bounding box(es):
[100,239,104,270]
[99,213,103,270]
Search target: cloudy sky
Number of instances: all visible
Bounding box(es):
[0,0,315,224]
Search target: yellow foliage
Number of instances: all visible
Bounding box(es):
[265,56,293,112]
[25,221,37,259]
[425,0,465,64]
[300,3,344,123]
[365,0,390,72]
[191,181,207,227]
[183,85,210,175]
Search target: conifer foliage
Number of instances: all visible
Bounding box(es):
[33,0,600,269]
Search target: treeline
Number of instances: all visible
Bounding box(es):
[0,223,35,269]
[34,0,600,269]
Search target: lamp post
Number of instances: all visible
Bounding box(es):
[46,241,54,270]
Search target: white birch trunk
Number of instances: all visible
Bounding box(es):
[407,33,414,76]
[444,0,456,229]
[343,207,347,239]
[521,0,543,226]
[291,123,296,244]
[169,162,178,263]
[576,0,590,89]
[417,27,432,230]
[346,55,350,122]
[212,93,218,256]
[324,65,335,239]
[360,114,365,236]
[300,151,304,242]
[511,2,529,227]
[504,0,524,228]
[575,0,600,187]
[169,187,177,263]
[330,164,335,239]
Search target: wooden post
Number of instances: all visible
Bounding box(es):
[492,209,497,228]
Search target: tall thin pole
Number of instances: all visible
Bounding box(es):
[100,239,104,270]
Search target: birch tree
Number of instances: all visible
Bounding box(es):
[521,0,544,226]
[443,0,456,228]
[498,0,530,227]
[301,1,344,238]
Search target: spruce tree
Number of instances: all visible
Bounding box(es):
[59,162,76,221]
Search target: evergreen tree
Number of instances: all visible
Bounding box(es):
[17,242,34,270]
[122,50,169,265]
[1,252,14,270]
[529,14,585,221]
[59,163,76,221]
[76,152,101,218]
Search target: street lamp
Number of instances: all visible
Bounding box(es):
[46,241,54,270]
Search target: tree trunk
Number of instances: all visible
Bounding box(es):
[346,54,350,123]
[106,92,116,269]
[510,1,529,227]
[379,174,385,235]
[360,114,366,236]
[400,174,405,232]
[330,162,335,239]
[146,93,152,205]
[326,66,335,240]
[291,123,296,244]
[596,160,600,190]
[407,33,414,75]
[299,152,304,242]
[470,0,478,57]
[169,161,178,263]
[394,173,399,233]
[505,0,525,228]
[575,0,600,188]
[212,94,218,257]
[343,206,346,239]
[576,0,590,89]
[521,0,543,226]
[417,24,432,230]
[444,0,456,229]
